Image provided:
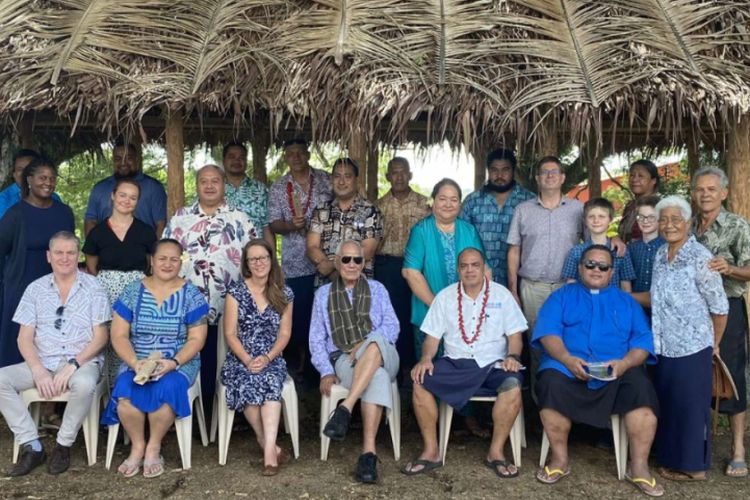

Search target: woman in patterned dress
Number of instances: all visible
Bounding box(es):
[102,239,209,478]
[83,178,157,388]
[221,239,293,476]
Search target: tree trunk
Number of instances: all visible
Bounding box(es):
[539,120,559,157]
[251,130,269,184]
[728,113,750,221]
[165,106,185,217]
[366,143,379,201]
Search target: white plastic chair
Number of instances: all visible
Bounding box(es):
[217,376,300,465]
[539,414,628,480]
[439,397,526,467]
[12,378,107,466]
[319,381,400,461]
[105,376,208,471]
[210,321,227,443]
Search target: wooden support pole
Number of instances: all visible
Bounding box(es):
[686,125,700,179]
[584,141,603,199]
[366,143,379,201]
[19,114,34,149]
[348,132,367,196]
[728,113,750,221]
[165,106,185,217]
[251,130,269,184]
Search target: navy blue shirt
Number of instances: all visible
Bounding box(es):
[628,236,666,293]
[532,283,656,389]
[85,173,167,230]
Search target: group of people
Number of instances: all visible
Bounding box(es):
[0,140,747,496]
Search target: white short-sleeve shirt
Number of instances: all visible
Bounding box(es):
[420,280,528,367]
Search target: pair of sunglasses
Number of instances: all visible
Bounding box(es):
[583,260,612,272]
[54,305,65,330]
[340,256,364,265]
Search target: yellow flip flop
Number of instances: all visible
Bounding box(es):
[626,475,665,497]
[536,465,570,484]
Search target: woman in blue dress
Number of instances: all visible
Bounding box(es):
[0,157,74,368]
[221,239,293,476]
[102,239,208,478]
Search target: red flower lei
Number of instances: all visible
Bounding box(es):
[457,277,490,345]
[286,174,314,217]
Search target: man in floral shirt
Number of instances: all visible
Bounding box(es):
[268,139,332,382]
[307,158,384,288]
[163,164,256,413]
[222,141,275,249]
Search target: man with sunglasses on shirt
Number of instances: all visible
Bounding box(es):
[0,231,109,477]
[309,240,400,483]
[532,245,662,496]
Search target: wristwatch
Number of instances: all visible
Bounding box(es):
[168,357,181,369]
[68,358,80,370]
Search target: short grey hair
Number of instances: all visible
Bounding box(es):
[655,195,692,221]
[335,239,363,257]
[49,230,80,251]
[692,166,729,190]
[195,163,226,182]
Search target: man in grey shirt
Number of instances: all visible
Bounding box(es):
[507,156,583,391]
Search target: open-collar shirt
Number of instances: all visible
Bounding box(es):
[13,271,110,371]
[421,279,527,368]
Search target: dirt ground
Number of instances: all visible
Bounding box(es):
[1,394,749,500]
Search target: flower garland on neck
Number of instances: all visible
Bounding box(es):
[457,277,490,345]
[286,173,315,217]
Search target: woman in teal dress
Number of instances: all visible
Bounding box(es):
[403,178,486,359]
[102,239,208,478]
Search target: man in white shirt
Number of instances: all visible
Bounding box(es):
[403,247,527,478]
[0,231,109,476]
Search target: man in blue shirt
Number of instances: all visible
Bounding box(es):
[0,149,61,219]
[532,245,662,496]
[460,148,534,287]
[84,140,167,236]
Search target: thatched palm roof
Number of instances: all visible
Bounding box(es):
[1,0,749,149]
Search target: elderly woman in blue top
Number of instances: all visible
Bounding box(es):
[102,239,209,478]
[533,245,662,496]
[650,196,728,482]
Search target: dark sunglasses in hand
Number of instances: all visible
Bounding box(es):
[340,256,364,265]
[54,305,65,330]
[583,260,612,272]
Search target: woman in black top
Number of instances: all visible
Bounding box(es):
[83,178,157,386]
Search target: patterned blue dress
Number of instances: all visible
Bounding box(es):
[220,282,293,409]
[101,280,209,424]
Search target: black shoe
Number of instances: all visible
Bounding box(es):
[323,405,351,441]
[47,444,71,475]
[355,452,378,483]
[8,444,46,477]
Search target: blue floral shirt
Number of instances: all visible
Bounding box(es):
[651,235,729,358]
[225,176,269,231]
[460,184,535,286]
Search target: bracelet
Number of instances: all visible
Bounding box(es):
[168,357,181,369]
[262,354,272,362]
[506,354,521,363]
[68,358,80,370]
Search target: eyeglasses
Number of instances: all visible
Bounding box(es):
[537,168,562,177]
[247,255,271,264]
[54,305,65,330]
[636,214,656,223]
[658,217,686,227]
[340,256,364,265]
[583,260,612,272]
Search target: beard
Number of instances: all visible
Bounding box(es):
[485,179,515,193]
[114,170,138,180]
